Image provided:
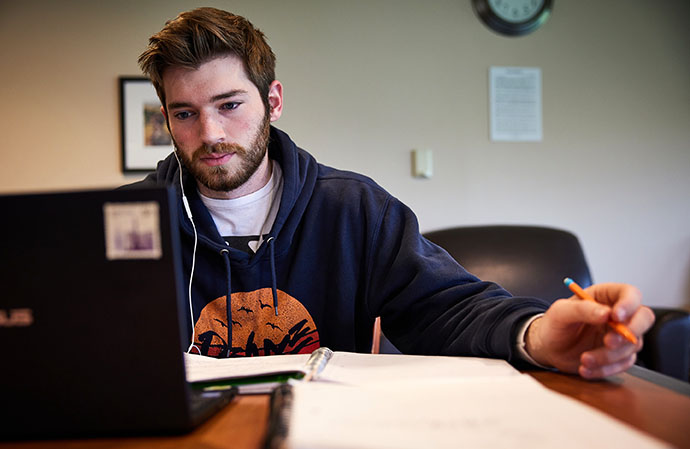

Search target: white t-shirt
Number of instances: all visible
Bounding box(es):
[199,160,283,253]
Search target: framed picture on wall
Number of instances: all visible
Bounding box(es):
[119,77,173,173]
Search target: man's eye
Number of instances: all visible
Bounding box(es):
[173,111,192,120]
[221,102,240,111]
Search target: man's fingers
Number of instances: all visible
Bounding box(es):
[604,331,644,351]
[579,354,637,379]
[602,306,654,350]
[627,305,656,335]
[537,282,650,380]
[582,339,638,368]
[549,298,611,326]
[584,283,642,319]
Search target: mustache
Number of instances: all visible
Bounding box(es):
[190,143,248,164]
[194,142,247,156]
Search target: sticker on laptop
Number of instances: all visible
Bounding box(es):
[103,202,162,260]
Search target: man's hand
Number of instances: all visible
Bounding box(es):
[524,283,655,379]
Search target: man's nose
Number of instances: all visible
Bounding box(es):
[198,113,225,146]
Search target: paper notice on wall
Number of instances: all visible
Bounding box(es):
[490,67,543,142]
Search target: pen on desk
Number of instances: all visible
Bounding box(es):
[302,347,333,382]
[563,277,638,345]
[264,383,293,449]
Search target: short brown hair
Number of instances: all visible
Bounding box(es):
[138,7,276,110]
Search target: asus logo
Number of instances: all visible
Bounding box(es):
[0,308,34,327]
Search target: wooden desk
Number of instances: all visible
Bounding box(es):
[529,369,690,449]
[2,369,689,449]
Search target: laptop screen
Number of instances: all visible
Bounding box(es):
[0,186,229,437]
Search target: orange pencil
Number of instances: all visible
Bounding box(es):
[563,277,638,345]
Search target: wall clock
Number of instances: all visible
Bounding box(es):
[472,0,553,36]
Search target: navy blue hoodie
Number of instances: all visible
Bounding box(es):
[128,126,549,361]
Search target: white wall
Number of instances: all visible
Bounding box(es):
[1,0,688,309]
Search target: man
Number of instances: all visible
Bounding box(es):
[132,7,654,379]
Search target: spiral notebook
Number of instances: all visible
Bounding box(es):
[185,348,520,394]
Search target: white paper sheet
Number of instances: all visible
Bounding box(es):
[320,352,519,385]
[286,375,671,449]
[490,66,543,142]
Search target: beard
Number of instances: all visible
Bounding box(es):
[175,113,271,193]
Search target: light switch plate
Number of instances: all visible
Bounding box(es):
[411,148,433,179]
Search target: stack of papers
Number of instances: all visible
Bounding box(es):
[185,351,671,449]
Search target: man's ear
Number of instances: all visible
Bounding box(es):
[267,80,283,122]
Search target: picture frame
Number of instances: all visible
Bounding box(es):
[119,77,173,173]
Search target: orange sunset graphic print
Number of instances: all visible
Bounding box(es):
[191,288,321,357]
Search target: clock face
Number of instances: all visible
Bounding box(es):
[473,0,552,36]
[488,0,546,24]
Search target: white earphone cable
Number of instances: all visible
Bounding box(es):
[173,150,200,354]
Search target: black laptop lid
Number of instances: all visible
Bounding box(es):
[0,186,206,437]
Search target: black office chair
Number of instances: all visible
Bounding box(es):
[416,225,690,382]
[424,225,592,302]
[376,225,589,354]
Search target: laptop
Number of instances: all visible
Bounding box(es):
[0,186,235,439]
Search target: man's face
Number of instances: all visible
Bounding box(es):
[161,55,282,198]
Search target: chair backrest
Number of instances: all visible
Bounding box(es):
[423,225,593,303]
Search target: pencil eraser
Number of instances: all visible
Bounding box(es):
[563,277,573,286]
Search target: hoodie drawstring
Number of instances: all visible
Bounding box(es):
[266,237,279,316]
[219,238,279,357]
[220,248,232,357]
